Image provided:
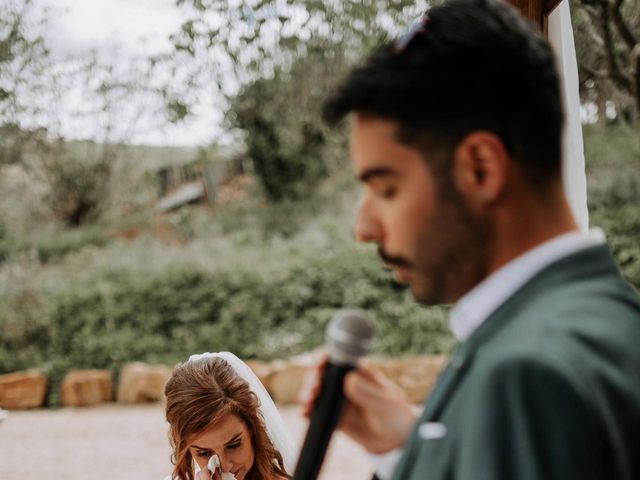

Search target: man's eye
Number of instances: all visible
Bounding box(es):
[381,186,396,199]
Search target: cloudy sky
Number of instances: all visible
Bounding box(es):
[42,0,219,146]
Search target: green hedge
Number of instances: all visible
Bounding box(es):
[0,245,453,405]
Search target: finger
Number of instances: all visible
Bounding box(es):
[344,369,402,408]
[195,468,212,480]
[356,360,393,387]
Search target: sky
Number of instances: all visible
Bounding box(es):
[42,0,219,146]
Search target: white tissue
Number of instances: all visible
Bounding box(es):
[207,455,221,472]
[206,455,237,480]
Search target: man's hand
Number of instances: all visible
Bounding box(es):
[301,357,417,454]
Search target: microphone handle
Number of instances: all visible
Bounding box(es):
[293,361,354,480]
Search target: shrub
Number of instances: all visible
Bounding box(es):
[40,142,115,227]
[0,243,453,405]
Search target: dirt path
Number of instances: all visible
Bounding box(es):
[0,404,375,480]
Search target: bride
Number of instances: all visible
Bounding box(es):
[164,352,297,480]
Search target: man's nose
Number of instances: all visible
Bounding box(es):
[354,197,381,243]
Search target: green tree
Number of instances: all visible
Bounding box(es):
[169,0,428,200]
[572,0,640,124]
[0,0,50,165]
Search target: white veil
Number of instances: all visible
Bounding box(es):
[548,0,589,231]
[187,352,298,474]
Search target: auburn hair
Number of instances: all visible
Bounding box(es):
[164,357,291,480]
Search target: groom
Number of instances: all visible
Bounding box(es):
[306,0,640,478]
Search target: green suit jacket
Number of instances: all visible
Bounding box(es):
[392,244,640,480]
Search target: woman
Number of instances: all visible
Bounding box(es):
[165,352,296,480]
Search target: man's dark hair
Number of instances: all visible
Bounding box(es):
[323,0,563,189]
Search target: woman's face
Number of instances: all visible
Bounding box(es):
[189,413,255,480]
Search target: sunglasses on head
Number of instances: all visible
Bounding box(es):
[394,13,430,55]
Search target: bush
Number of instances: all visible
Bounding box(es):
[40,141,115,227]
[0,244,453,405]
[590,204,640,288]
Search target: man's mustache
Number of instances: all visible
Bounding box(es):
[377,246,411,268]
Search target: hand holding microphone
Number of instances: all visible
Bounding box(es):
[296,309,416,479]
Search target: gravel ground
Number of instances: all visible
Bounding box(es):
[0,404,375,480]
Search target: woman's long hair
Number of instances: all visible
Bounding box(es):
[165,357,291,480]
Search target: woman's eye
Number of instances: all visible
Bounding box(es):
[196,451,211,458]
[227,442,241,450]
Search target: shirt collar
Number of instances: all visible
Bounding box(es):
[449,228,606,342]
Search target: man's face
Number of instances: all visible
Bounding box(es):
[351,114,489,305]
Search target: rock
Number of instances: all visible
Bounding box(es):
[260,354,447,406]
[117,362,172,404]
[0,370,47,409]
[60,370,113,407]
[267,364,310,405]
[245,359,274,392]
[372,355,448,403]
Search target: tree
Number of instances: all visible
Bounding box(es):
[168,0,428,200]
[0,0,51,165]
[572,0,640,124]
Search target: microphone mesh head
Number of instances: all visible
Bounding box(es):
[326,309,375,365]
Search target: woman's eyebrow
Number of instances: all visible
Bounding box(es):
[191,444,211,451]
[191,432,242,451]
[225,433,242,445]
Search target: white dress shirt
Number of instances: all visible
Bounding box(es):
[371,228,606,480]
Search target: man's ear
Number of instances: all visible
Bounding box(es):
[452,131,511,209]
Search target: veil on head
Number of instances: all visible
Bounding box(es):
[188,352,298,474]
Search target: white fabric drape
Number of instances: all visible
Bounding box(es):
[548,0,589,231]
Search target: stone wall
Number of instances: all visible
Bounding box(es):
[0,354,448,409]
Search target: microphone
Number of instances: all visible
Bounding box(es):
[293,309,375,480]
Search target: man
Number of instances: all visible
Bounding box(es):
[305,0,640,478]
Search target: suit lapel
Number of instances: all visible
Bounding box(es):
[422,245,617,421]
[420,342,473,421]
[393,245,620,480]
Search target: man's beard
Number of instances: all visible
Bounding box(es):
[379,196,490,306]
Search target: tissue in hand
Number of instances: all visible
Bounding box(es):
[207,455,237,480]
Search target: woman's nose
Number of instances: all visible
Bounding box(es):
[219,455,233,473]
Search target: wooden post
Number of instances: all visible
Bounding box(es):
[506,0,563,33]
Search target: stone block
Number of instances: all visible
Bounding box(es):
[60,370,113,407]
[0,370,47,409]
[245,359,274,392]
[117,362,172,403]
[372,355,448,403]
[267,364,310,405]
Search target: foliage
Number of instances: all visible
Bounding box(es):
[36,142,115,226]
[572,0,640,123]
[584,124,640,287]
[166,0,427,201]
[171,0,428,96]
[227,55,332,201]
[584,123,640,209]
[0,241,452,405]
[591,204,640,287]
[0,0,51,165]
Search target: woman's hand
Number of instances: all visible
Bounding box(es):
[195,467,217,480]
[301,357,417,454]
